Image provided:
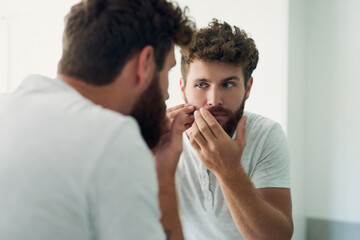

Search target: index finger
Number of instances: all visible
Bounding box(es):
[199,108,227,138]
[193,110,217,141]
[166,104,195,120]
[166,104,186,113]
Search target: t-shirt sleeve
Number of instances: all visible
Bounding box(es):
[86,118,165,240]
[251,123,291,189]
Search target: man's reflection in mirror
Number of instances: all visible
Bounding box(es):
[167,19,294,240]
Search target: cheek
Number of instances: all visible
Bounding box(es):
[224,92,245,111]
[184,88,205,108]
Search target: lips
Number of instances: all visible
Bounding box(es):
[210,113,228,123]
[211,112,227,117]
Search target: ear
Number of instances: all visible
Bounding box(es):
[180,78,186,100]
[245,76,253,100]
[134,45,155,91]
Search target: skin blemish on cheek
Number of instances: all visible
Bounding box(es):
[187,106,196,116]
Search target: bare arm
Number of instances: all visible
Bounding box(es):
[157,176,183,240]
[153,113,186,240]
[217,168,293,240]
[188,108,293,240]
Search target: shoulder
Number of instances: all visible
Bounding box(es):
[243,112,291,188]
[244,111,286,142]
[87,112,155,189]
[91,110,150,158]
[72,99,144,142]
[244,111,280,130]
[60,91,152,166]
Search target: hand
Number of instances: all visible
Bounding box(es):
[152,112,187,180]
[187,108,247,178]
[166,104,195,130]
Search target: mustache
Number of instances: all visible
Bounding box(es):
[206,106,233,117]
[187,106,233,118]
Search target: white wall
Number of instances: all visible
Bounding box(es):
[288,0,306,238]
[303,0,360,223]
[7,12,65,90]
[289,0,360,238]
[0,0,78,15]
[0,0,78,93]
[0,16,8,91]
[168,0,289,131]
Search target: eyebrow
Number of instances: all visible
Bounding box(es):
[194,76,240,83]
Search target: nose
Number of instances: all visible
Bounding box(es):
[160,79,169,100]
[207,87,223,106]
[164,91,169,101]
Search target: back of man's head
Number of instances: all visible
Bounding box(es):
[180,19,259,86]
[58,0,194,86]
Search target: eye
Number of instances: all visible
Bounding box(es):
[196,83,208,89]
[223,82,235,88]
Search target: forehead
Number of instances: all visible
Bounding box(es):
[187,60,244,83]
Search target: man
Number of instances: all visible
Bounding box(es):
[0,0,193,239]
[167,20,293,239]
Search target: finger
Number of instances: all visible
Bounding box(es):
[166,104,186,113]
[185,105,195,115]
[194,110,216,142]
[167,104,195,114]
[191,116,208,148]
[187,130,201,152]
[168,109,193,130]
[168,111,186,153]
[167,104,195,120]
[199,108,226,138]
[185,123,193,136]
[235,116,247,145]
[184,115,194,129]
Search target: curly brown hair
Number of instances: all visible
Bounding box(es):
[180,19,258,86]
[58,0,195,86]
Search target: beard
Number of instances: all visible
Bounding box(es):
[185,95,246,137]
[209,97,245,137]
[130,72,166,149]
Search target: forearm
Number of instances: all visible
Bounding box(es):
[216,167,293,240]
[158,176,184,240]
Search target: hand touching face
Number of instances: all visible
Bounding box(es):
[187,108,247,178]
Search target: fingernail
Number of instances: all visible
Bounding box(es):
[184,103,189,107]
[200,108,205,113]
[188,105,194,110]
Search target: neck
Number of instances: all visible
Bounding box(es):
[58,75,132,115]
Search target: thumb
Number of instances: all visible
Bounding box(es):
[169,111,186,152]
[235,116,247,145]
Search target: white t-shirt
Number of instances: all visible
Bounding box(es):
[0,75,165,240]
[176,112,291,240]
